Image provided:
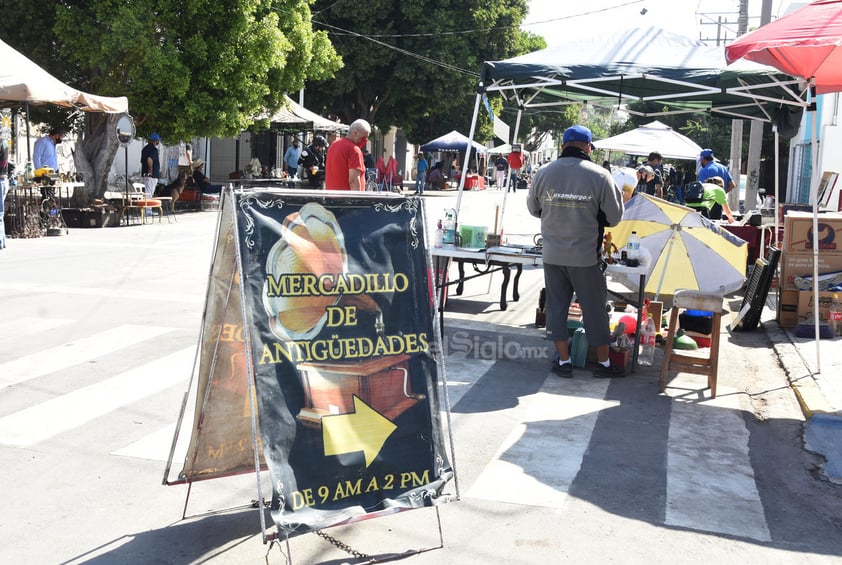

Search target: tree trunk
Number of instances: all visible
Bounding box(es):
[70,113,121,207]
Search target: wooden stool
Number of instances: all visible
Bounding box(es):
[659,290,724,398]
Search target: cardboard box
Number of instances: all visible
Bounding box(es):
[783,212,842,255]
[777,289,798,328]
[609,348,632,369]
[779,251,842,290]
[796,290,838,325]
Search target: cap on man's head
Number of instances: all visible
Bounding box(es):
[637,165,654,176]
[700,148,714,159]
[149,132,161,141]
[563,125,593,144]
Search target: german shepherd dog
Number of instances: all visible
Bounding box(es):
[154,171,186,205]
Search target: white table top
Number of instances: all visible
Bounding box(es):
[431,245,649,276]
[431,245,543,265]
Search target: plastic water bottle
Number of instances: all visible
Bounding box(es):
[638,314,656,366]
[830,293,842,337]
[627,231,641,263]
[442,209,456,245]
[434,220,444,248]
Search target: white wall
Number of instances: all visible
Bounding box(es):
[820,123,842,211]
[787,92,842,208]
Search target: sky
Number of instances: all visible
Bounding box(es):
[522,0,791,47]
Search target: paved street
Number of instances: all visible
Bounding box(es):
[1,190,841,564]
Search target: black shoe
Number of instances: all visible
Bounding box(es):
[552,361,573,378]
[593,362,626,378]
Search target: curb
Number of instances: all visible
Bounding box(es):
[764,318,837,419]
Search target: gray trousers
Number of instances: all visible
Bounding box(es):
[543,262,611,347]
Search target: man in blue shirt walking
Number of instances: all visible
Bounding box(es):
[414,153,429,194]
[283,140,301,177]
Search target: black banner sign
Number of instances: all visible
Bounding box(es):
[233,190,454,537]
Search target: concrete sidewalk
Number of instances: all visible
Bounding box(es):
[765,312,842,418]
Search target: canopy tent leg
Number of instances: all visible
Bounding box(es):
[773,125,780,245]
[455,89,483,223]
[497,108,523,241]
[808,82,821,373]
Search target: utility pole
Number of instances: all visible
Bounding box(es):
[745,0,774,213]
[727,0,749,216]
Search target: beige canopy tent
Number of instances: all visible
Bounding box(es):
[0,38,128,112]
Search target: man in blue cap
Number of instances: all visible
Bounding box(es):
[697,148,735,221]
[141,132,161,197]
[527,125,626,379]
[697,149,735,191]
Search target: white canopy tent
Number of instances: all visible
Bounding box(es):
[487,143,512,155]
[593,120,703,161]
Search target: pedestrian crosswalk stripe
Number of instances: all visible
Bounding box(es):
[0,347,194,447]
[466,377,614,507]
[664,377,771,542]
[0,281,201,305]
[112,423,177,461]
[0,325,174,389]
[0,317,74,343]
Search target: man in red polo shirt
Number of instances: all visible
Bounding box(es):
[325,119,372,190]
[507,145,524,192]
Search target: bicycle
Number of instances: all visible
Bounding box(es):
[40,192,66,236]
[377,172,403,194]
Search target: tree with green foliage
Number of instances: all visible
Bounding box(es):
[3,0,341,205]
[305,0,542,145]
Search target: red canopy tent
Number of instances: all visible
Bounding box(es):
[725,0,842,372]
[725,0,842,94]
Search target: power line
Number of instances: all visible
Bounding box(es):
[314,20,481,77]
[323,1,645,40]
[311,2,646,77]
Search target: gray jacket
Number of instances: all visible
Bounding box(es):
[527,155,624,267]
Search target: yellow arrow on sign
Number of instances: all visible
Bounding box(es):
[322,396,397,467]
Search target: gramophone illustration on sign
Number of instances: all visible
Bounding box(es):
[262,202,424,431]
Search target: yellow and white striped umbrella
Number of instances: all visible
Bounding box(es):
[607,193,748,299]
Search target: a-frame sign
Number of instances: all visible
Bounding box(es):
[164,188,457,543]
